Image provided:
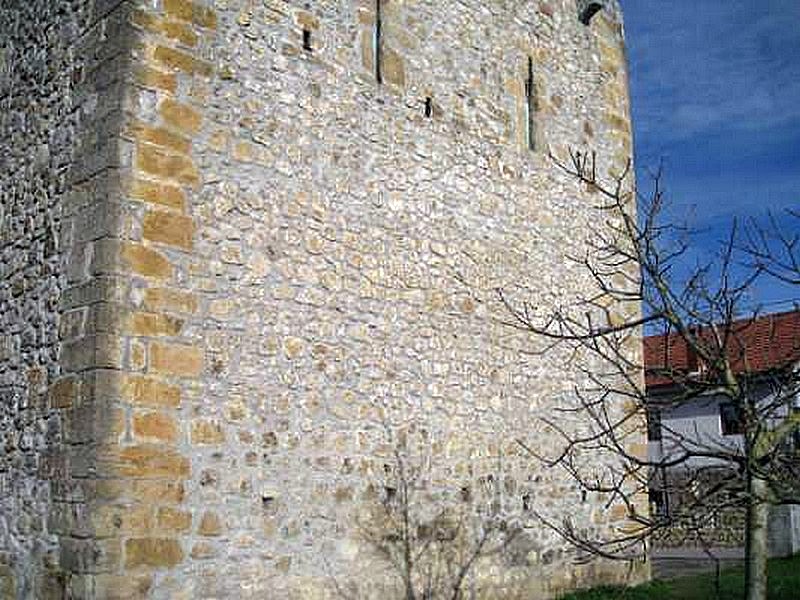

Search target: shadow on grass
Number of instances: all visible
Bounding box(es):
[558,555,800,600]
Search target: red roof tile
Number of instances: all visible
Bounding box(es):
[644,309,800,389]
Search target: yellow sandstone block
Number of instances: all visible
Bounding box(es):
[610,504,629,521]
[102,445,190,478]
[360,30,374,73]
[48,377,78,409]
[207,128,230,153]
[133,411,179,443]
[127,312,184,337]
[143,210,194,249]
[91,480,129,502]
[136,144,199,186]
[130,340,146,371]
[143,288,198,315]
[160,98,202,135]
[157,507,192,532]
[150,343,204,377]
[626,442,648,461]
[162,20,199,47]
[131,8,162,32]
[128,120,191,155]
[283,337,304,359]
[296,11,320,30]
[130,178,186,211]
[605,111,631,135]
[133,481,186,504]
[91,480,181,506]
[198,512,222,536]
[125,538,184,569]
[133,65,177,93]
[190,541,217,559]
[163,0,218,30]
[382,47,405,87]
[232,140,256,163]
[122,242,173,279]
[92,574,153,600]
[153,45,213,77]
[122,375,181,408]
[92,504,154,537]
[190,420,225,445]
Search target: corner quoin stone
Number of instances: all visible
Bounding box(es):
[149,342,204,377]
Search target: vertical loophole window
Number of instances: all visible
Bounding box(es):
[375,0,383,83]
[424,97,433,118]
[522,493,532,511]
[524,57,536,151]
[302,29,312,52]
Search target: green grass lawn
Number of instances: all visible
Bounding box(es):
[559,555,800,600]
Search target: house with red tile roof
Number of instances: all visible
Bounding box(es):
[644,309,800,557]
[645,309,800,390]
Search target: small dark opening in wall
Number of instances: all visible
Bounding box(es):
[579,1,604,25]
[302,29,313,52]
[522,493,532,511]
[581,489,587,503]
[375,0,383,84]
[424,97,433,118]
[525,56,536,151]
[262,495,278,516]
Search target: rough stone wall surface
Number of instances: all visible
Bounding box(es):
[656,474,798,556]
[2,0,644,597]
[118,0,641,597]
[0,0,135,597]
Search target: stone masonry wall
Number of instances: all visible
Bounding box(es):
[113,0,643,597]
[1,0,645,598]
[0,0,136,597]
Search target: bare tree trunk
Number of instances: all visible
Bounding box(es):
[744,473,769,600]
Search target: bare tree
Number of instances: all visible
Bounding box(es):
[745,209,800,286]
[499,149,800,600]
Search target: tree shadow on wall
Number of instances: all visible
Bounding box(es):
[327,429,523,600]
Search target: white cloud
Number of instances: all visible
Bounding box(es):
[624,0,800,143]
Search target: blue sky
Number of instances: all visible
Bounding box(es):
[620,0,800,309]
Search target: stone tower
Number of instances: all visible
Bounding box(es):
[0,0,643,597]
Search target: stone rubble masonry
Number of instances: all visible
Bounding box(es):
[0,0,646,598]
